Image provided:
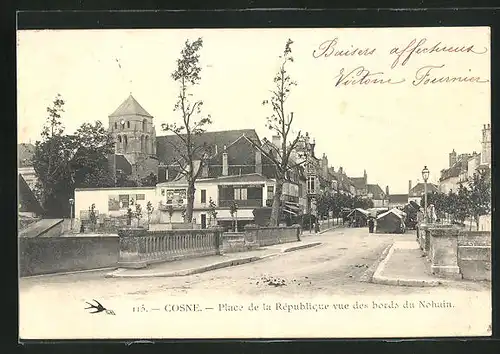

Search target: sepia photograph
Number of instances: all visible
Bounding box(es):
[17,26,491,339]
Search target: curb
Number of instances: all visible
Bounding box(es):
[371,244,441,287]
[21,266,118,279]
[319,224,344,234]
[106,242,323,279]
[359,244,392,283]
[283,242,322,253]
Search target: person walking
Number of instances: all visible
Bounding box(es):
[368,217,375,233]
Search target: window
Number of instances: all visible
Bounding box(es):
[143,119,147,131]
[201,189,207,203]
[165,168,169,181]
[124,136,128,152]
[307,177,315,194]
[161,189,165,196]
[114,122,118,129]
[127,121,130,128]
[118,135,122,143]
[136,194,145,201]
[267,186,274,200]
[119,195,129,208]
[234,187,247,200]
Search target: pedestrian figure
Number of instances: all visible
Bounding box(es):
[368,217,375,233]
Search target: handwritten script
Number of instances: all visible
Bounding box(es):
[313,37,489,87]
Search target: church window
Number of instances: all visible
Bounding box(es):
[124,136,128,152]
[118,135,122,143]
[114,122,117,129]
[127,121,130,129]
[145,136,149,154]
[143,119,147,132]
[140,135,144,152]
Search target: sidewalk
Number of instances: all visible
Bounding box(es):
[372,241,444,287]
[106,240,322,278]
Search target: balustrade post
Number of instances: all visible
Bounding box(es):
[118,228,148,268]
[428,226,462,279]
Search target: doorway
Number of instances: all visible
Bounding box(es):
[201,214,207,229]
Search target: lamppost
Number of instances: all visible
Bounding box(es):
[421,166,430,223]
[69,198,75,231]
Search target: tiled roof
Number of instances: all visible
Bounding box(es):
[18,174,44,214]
[388,194,408,203]
[350,177,366,189]
[18,143,35,167]
[156,129,261,165]
[367,184,385,200]
[408,182,438,197]
[109,94,153,118]
[107,154,132,175]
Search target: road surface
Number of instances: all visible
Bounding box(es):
[19,227,491,339]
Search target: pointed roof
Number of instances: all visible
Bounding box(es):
[109,94,153,118]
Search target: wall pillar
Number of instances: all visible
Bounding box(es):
[428,226,462,279]
[117,228,148,269]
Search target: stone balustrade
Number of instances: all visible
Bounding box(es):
[118,227,223,268]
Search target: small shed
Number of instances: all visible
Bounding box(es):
[347,208,370,227]
[376,208,407,234]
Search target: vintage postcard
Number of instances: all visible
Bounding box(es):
[18,26,491,339]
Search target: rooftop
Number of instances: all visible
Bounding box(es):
[109,94,153,118]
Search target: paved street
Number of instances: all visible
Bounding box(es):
[20,227,489,300]
[19,227,491,339]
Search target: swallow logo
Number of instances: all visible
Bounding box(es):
[85,299,116,315]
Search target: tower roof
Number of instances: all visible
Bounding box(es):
[109,94,153,118]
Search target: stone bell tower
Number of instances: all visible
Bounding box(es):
[108,94,158,182]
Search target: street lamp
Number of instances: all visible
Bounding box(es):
[421,166,430,223]
[69,198,75,231]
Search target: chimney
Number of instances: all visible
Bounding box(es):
[222,145,228,176]
[385,186,389,196]
[255,149,262,174]
[272,135,281,149]
[322,153,328,176]
[339,166,343,175]
[364,169,367,183]
[202,164,209,178]
[408,180,412,192]
[449,149,457,168]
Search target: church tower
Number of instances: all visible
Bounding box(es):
[108,94,158,183]
[481,123,491,166]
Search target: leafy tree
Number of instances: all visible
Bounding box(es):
[230,201,238,231]
[146,201,154,226]
[126,208,133,226]
[161,37,212,225]
[141,172,158,187]
[260,39,303,226]
[88,203,98,232]
[33,95,115,217]
[208,197,218,225]
[135,203,143,227]
[167,205,174,223]
[33,94,73,217]
[468,170,491,230]
[71,121,115,188]
[455,185,470,223]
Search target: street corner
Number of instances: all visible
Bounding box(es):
[371,243,441,288]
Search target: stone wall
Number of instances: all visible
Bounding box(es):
[244,225,300,247]
[425,225,491,281]
[221,232,259,253]
[19,236,119,277]
[457,230,491,281]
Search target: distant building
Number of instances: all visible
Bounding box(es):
[408,180,438,205]
[18,143,38,192]
[387,194,409,208]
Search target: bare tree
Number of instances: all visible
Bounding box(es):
[261,39,303,226]
[161,38,212,224]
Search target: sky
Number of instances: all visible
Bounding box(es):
[17,28,490,194]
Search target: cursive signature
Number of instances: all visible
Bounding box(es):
[390,38,488,69]
[334,66,405,87]
[412,65,490,86]
[313,38,377,59]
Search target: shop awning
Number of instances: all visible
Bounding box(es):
[217,209,255,221]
